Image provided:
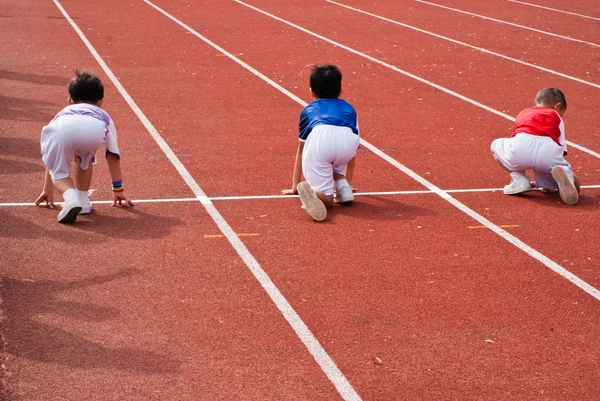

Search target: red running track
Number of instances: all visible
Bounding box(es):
[1,0,599,400]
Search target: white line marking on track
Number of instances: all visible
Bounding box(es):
[226,0,598,301]
[415,0,600,48]
[53,1,362,400]
[326,0,600,89]
[234,0,600,161]
[508,0,600,21]
[5,185,600,207]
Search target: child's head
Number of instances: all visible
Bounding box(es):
[535,88,566,116]
[310,64,342,99]
[68,70,104,105]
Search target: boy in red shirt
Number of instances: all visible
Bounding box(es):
[491,88,580,205]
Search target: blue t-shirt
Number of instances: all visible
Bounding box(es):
[298,99,358,141]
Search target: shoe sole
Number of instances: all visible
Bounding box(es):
[297,182,327,222]
[552,166,578,205]
[58,205,82,223]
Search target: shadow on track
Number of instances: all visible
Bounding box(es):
[0,270,181,374]
[0,207,185,242]
[325,195,437,222]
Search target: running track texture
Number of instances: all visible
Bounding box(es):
[1,1,599,400]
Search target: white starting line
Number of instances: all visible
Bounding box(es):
[3,185,600,207]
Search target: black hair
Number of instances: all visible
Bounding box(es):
[68,69,104,103]
[310,64,342,99]
[535,88,566,110]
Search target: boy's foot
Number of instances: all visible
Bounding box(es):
[551,166,579,205]
[79,197,93,214]
[58,200,83,223]
[503,172,533,195]
[335,185,354,204]
[297,181,327,222]
[76,189,93,214]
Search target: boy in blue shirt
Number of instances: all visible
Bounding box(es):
[282,64,360,221]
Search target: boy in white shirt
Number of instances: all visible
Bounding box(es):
[35,70,133,222]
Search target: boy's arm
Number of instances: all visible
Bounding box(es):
[281,141,304,195]
[558,119,568,156]
[107,154,134,207]
[34,168,55,208]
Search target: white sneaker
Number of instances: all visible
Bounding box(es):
[503,171,533,195]
[551,166,578,205]
[77,191,93,214]
[58,199,83,223]
[80,198,93,214]
[297,182,327,222]
[335,185,354,204]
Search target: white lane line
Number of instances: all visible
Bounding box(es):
[508,0,600,21]
[5,185,600,207]
[415,0,600,48]
[218,1,598,300]
[234,0,600,161]
[325,0,600,89]
[53,1,362,400]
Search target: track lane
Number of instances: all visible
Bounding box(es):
[414,0,600,45]
[47,0,600,399]
[1,203,345,401]
[5,0,599,399]
[507,0,600,21]
[1,2,352,400]
[229,0,600,158]
[213,195,600,400]
[83,0,600,292]
[0,2,192,203]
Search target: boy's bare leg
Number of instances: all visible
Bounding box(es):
[344,157,355,184]
[74,156,93,191]
[52,177,75,195]
[333,171,355,204]
[315,190,334,208]
[574,174,581,193]
[73,156,95,214]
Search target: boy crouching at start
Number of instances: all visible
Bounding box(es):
[35,70,133,222]
[282,64,360,221]
[491,88,580,205]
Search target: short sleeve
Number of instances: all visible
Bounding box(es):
[298,107,311,141]
[104,118,121,159]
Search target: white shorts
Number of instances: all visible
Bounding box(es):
[302,125,360,196]
[491,133,572,189]
[41,115,106,180]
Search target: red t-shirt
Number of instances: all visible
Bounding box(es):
[512,107,563,147]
